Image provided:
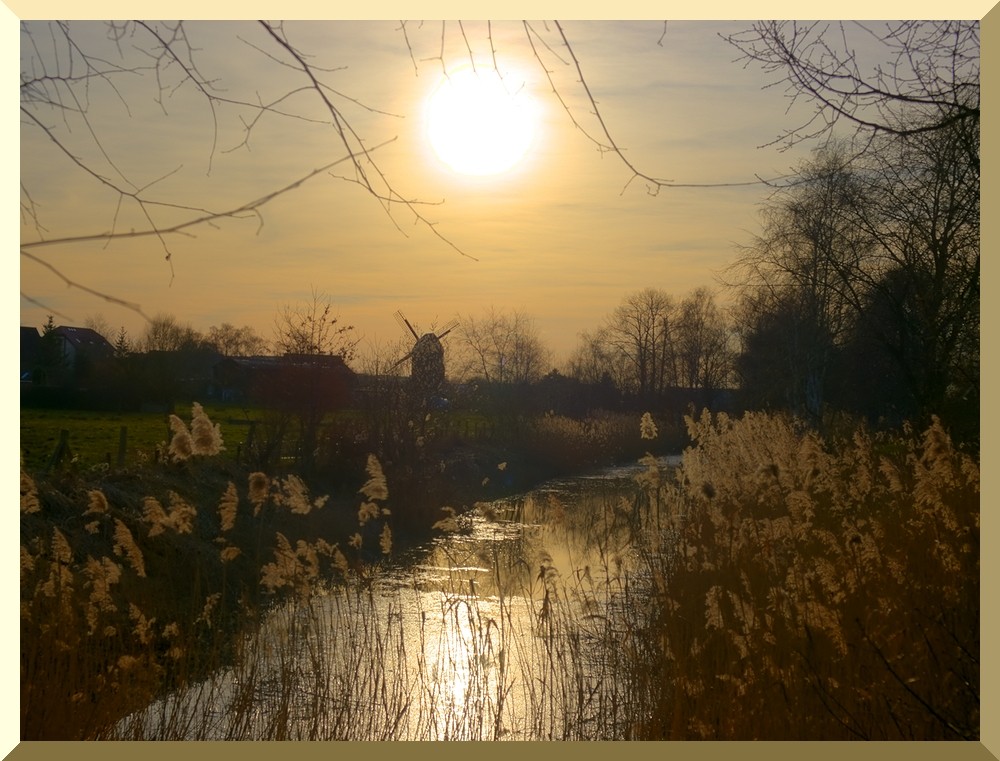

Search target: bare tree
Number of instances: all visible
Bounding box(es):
[206,323,270,358]
[272,289,359,360]
[727,144,868,420]
[674,287,734,393]
[730,115,978,432]
[452,307,550,385]
[724,21,980,159]
[602,288,678,401]
[570,287,734,405]
[849,118,979,425]
[567,329,616,386]
[83,313,114,342]
[139,313,204,353]
[722,18,979,433]
[264,289,359,472]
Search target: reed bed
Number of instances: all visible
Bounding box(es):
[633,411,980,739]
[21,406,979,740]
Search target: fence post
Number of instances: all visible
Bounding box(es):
[245,421,256,466]
[117,426,128,468]
[46,429,70,472]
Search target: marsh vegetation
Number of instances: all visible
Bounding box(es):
[21,407,979,740]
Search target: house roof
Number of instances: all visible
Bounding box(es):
[52,326,114,353]
[218,354,352,370]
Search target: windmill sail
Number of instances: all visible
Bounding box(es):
[436,319,459,340]
[394,310,419,340]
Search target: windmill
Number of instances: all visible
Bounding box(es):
[393,310,459,401]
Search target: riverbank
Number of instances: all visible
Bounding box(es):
[22,411,980,740]
[20,407,677,739]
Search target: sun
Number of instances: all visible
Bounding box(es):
[425,65,538,176]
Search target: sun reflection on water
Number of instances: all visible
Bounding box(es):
[122,461,676,740]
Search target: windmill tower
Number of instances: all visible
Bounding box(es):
[393,310,458,402]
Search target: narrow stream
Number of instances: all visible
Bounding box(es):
[121,456,680,740]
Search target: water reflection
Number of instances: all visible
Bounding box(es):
[122,458,678,740]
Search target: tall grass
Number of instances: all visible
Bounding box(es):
[21,405,978,740]
[20,404,388,739]
[634,410,979,739]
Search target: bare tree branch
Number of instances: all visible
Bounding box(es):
[724,21,979,154]
[21,138,396,254]
[21,20,485,319]
[21,250,149,318]
[258,21,477,261]
[523,21,787,192]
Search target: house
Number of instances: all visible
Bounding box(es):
[21,324,114,388]
[110,346,222,411]
[20,326,41,384]
[213,354,355,406]
[53,326,115,390]
[52,326,114,367]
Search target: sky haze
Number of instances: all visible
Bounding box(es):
[17,15,985,367]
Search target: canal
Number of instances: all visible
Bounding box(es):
[118,456,680,740]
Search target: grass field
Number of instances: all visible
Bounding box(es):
[19,403,503,473]
[19,404,260,472]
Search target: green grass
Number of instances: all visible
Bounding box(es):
[19,405,259,471]
[19,403,504,473]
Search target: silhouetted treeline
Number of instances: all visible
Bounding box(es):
[24,111,979,450]
[728,119,978,446]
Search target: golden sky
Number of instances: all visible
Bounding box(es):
[17,18,889,364]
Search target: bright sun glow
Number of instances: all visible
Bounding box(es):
[426,66,538,176]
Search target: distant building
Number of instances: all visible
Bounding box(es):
[21,324,114,388]
[20,326,41,384]
[213,354,355,406]
[51,326,114,367]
